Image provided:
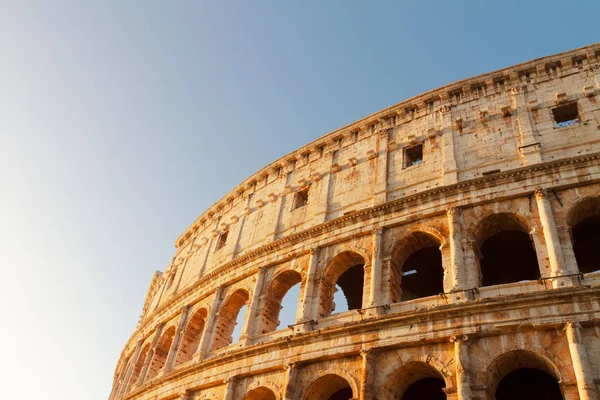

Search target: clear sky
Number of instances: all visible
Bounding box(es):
[0,1,597,399]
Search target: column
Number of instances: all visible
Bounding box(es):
[138,324,165,385]
[239,266,267,345]
[450,335,472,400]
[195,285,224,359]
[447,208,470,299]
[164,305,191,372]
[301,248,320,330]
[565,322,598,400]
[369,228,383,312]
[511,86,542,164]
[372,128,389,205]
[314,151,336,224]
[282,363,299,400]
[359,349,375,400]
[534,188,569,286]
[115,340,143,398]
[223,376,237,400]
[439,106,458,185]
[178,390,190,400]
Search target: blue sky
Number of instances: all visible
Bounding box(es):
[0,1,597,399]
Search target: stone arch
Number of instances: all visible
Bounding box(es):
[146,325,176,380]
[243,386,278,400]
[174,307,208,366]
[211,288,250,351]
[302,372,358,400]
[382,360,448,399]
[470,212,540,287]
[567,196,600,274]
[483,349,563,398]
[318,249,368,317]
[126,342,151,391]
[258,269,303,335]
[390,230,446,302]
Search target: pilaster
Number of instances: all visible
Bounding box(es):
[137,323,165,386]
[239,266,267,345]
[195,285,224,359]
[164,305,191,373]
[447,207,471,300]
[372,128,389,205]
[511,86,542,164]
[368,228,383,313]
[439,106,458,185]
[300,247,320,331]
[116,340,143,398]
[282,363,298,400]
[359,349,375,400]
[223,376,237,400]
[450,334,472,400]
[565,322,598,400]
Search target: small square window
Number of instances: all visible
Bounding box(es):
[404,144,423,168]
[293,188,309,210]
[552,102,579,128]
[215,231,228,251]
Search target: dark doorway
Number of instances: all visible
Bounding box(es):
[481,230,539,286]
[336,264,364,310]
[401,247,444,301]
[572,215,600,274]
[496,368,563,400]
[402,377,446,400]
[328,387,353,400]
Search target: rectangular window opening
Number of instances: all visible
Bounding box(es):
[293,188,309,210]
[552,102,579,128]
[404,144,423,168]
[216,231,228,251]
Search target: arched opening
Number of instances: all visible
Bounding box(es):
[568,197,600,274]
[474,213,540,286]
[402,377,446,400]
[385,361,447,400]
[243,386,277,400]
[174,308,207,367]
[303,374,354,400]
[486,350,563,400]
[496,368,563,400]
[146,326,176,380]
[391,232,444,302]
[319,251,366,317]
[126,343,150,391]
[211,289,249,351]
[258,270,302,334]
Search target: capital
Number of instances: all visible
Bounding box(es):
[284,362,297,371]
[372,227,383,236]
[359,348,371,357]
[533,188,550,201]
[438,105,451,114]
[309,247,320,256]
[446,207,461,217]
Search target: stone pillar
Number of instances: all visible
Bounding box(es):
[239,266,267,345]
[450,334,471,400]
[115,340,143,398]
[223,377,236,400]
[372,128,389,205]
[534,188,568,286]
[439,106,458,185]
[315,151,336,224]
[447,207,469,299]
[178,390,190,400]
[138,324,165,386]
[301,248,320,330]
[565,322,598,400]
[282,363,298,400]
[369,228,383,311]
[195,286,224,359]
[511,86,542,165]
[164,305,191,372]
[360,349,375,400]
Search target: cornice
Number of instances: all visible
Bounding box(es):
[122,151,600,354]
[174,42,600,249]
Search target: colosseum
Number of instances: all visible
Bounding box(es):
[109,43,600,400]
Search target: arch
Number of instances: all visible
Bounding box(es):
[146,325,176,380]
[243,386,278,400]
[174,307,207,367]
[126,342,151,391]
[471,213,540,286]
[383,360,447,399]
[303,373,356,400]
[484,349,562,397]
[390,231,445,302]
[211,289,250,351]
[258,269,302,334]
[568,196,600,274]
[319,250,367,317]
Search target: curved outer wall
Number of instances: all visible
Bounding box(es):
[110,43,600,400]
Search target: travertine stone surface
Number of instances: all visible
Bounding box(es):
[110,43,600,400]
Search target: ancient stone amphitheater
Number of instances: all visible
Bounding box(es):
[109,43,600,400]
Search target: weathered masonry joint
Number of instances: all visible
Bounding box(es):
[110,43,600,400]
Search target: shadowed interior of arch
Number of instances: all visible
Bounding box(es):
[174,308,207,366]
[259,270,302,334]
[572,215,600,274]
[320,251,367,316]
[496,368,563,400]
[401,377,446,400]
[211,289,249,351]
[146,326,176,380]
[333,264,364,311]
[243,386,277,400]
[303,374,353,400]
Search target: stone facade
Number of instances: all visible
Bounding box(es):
[109,43,600,400]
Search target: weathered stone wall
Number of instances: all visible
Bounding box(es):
[110,43,600,400]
